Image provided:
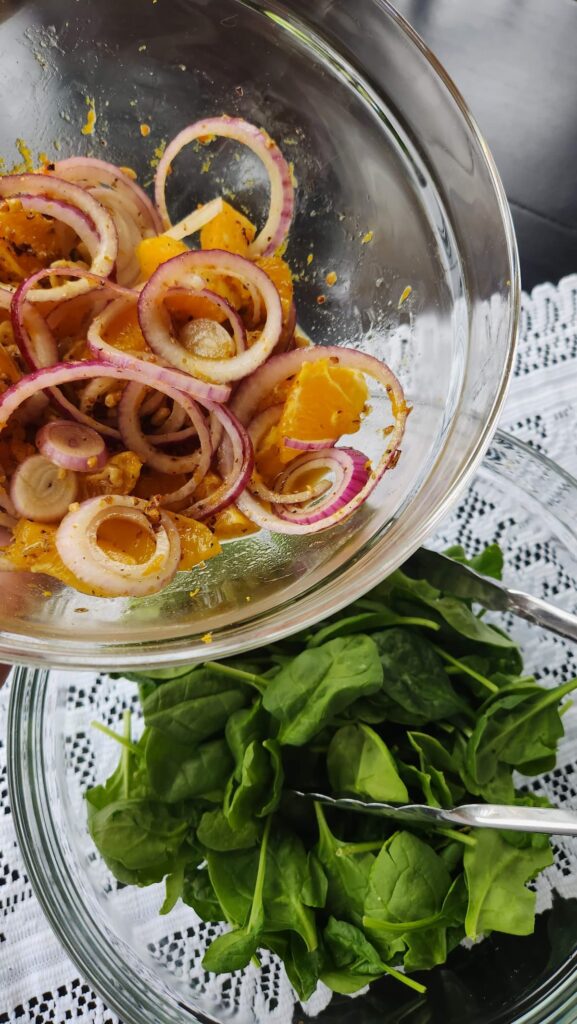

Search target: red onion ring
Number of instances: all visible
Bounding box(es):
[183,404,254,519]
[0,174,118,300]
[137,249,282,383]
[36,420,108,473]
[244,404,331,505]
[283,436,336,451]
[272,447,370,524]
[87,294,232,404]
[118,382,211,478]
[10,454,78,522]
[154,116,294,256]
[53,157,163,234]
[55,494,181,597]
[230,346,407,534]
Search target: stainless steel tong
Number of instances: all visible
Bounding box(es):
[408,548,577,643]
[293,790,577,836]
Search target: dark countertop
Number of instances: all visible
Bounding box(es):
[395,0,577,290]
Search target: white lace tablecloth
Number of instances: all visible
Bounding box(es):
[1,274,577,1024]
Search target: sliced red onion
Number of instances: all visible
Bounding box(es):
[155,116,294,257]
[55,494,181,597]
[53,157,162,234]
[10,454,78,522]
[283,436,336,451]
[87,295,231,404]
[276,300,297,354]
[164,197,224,240]
[183,404,254,519]
[36,420,108,473]
[137,249,282,383]
[272,448,369,524]
[168,286,246,354]
[231,346,408,534]
[0,174,118,300]
[46,290,111,337]
[0,360,224,441]
[118,382,211,479]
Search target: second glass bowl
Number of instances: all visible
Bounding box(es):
[9,432,577,1024]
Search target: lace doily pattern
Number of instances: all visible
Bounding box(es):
[0,273,576,1024]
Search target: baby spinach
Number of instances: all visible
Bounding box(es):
[327,723,408,803]
[87,542,565,1003]
[263,635,383,745]
[464,829,554,939]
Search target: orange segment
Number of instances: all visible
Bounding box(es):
[78,452,143,500]
[255,359,368,479]
[200,201,256,256]
[3,510,220,595]
[191,470,258,540]
[133,469,189,500]
[0,206,76,283]
[103,304,149,353]
[256,254,293,322]
[137,235,189,280]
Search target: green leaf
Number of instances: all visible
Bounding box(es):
[353,629,468,726]
[142,668,249,745]
[88,798,190,875]
[263,828,319,951]
[182,869,224,921]
[307,609,439,647]
[327,723,408,803]
[263,635,383,746]
[224,738,284,829]
[302,851,328,909]
[364,831,452,931]
[464,829,554,939]
[202,927,261,972]
[225,701,270,778]
[145,732,232,803]
[443,543,504,581]
[314,802,374,926]
[197,809,260,851]
[265,934,322,1001]
[159,855,186,915]
[322,918,427,994]
[466,678,577,791]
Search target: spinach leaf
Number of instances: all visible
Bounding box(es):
[443,543,504,580]
[145,732,232,803]
[302,851,328,908]
[363,831,452,934]
[307,609,439,648]
[466,678,577,792]
[203,817,271,973]
[354,629,468,725]
[89,798,190,876]
[464,830,554,939]
[197,808,260,851]
[263,635,383,746]
[265,934,322,1001]
[225,701,270,776]
[183,868,224,921]
[322,918,426,994]
[314,803,375,926]
[327,723,408,803]
[142,668,249,745]
[224,739,284,829]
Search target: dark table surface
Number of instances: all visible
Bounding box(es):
[395,0,577,291]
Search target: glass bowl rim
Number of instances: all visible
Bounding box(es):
[0,0,521,669]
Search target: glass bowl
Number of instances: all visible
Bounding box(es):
[8,431,577,1024]
[0,0,519,669]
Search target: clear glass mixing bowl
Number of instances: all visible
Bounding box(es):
[0,0,519,668]
[8,432,577,1024]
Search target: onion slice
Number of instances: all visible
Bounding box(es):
[55,495,181,597]
[164,198,224,240]
[154,116,294,256]
[36,420,108,473]
[231,345,408,534]
[10,454,78,522]
[183,404,254,519]
[53,156,163,234]
[0,174,118,300]
[87,294,231,404]
[137,249,282,383]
